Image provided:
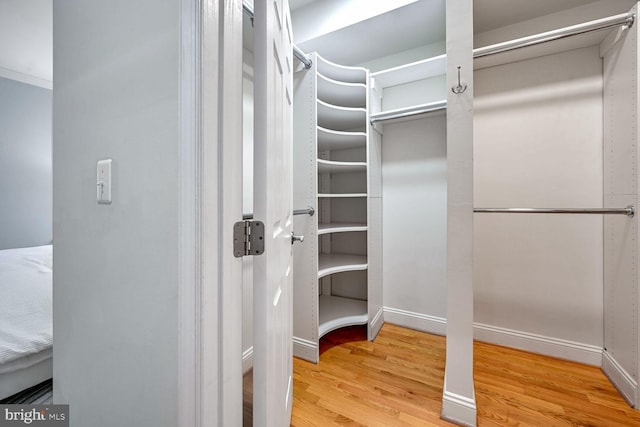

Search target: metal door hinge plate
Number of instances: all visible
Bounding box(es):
[234,220,265,257]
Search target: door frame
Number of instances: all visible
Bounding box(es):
[178,0,244,426]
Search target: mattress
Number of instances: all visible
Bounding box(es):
[0,245,53,370]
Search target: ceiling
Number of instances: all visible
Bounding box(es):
[4,0,637,87]
[289,0,317,10]
[287,0,623,67]
[295,0,445,66]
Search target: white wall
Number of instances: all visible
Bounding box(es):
[382,115,447,333]
[0,77,52,250]
[0,0,52,87]
[474,46,604,363]
[53,1,180,425]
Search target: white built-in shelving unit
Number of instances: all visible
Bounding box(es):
[292,53,383,363]
[370,54,447,126]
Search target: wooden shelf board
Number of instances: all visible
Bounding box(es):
[318,295,368,338]
[318,193,367,198]
[318,253,367,278]
[318,223,368,234]
[371,54,446,89]
[317,126,366,151]
[316,53,367,84]
[317,159,367,174]
[317,100,367,131]
[317,73,366,108]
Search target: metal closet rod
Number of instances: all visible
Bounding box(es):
[243,206,315,220]
[474,206,635,217]
[473,12,635,58]
[370,101,447,124]
[242,1,313,69]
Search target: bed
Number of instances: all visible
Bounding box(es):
[0,245,53,400]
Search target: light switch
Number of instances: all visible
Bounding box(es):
[97,159,112,204]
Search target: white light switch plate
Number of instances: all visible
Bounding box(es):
[97,159,112,204]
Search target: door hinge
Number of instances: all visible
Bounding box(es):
[233,220,265,257]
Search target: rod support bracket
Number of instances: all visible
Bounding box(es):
[626,14,636,29]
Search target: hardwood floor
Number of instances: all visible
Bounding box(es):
[290,323,640,426]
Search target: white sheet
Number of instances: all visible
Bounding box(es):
[0,245,52,369]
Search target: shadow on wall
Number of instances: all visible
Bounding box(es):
[0,77,52,250]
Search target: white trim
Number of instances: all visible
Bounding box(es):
[369,307,384,340]
[243,346,254,374]
[212,1,244,426]
[602,350,638,407]
[178,0,203,426]
[383,307,603,365]
[0,67,52,89]
[293,336,319,363]
[473,322,603,366]
[441,384,477,427]
[383,306,447,336]
[178,1,244,426]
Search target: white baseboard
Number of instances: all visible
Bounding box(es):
[293,336,318,363]
[242,346,253,374]
[441,382,477,427]
[602,349,637,407]
[473,322,603,366]
[369,307,384,340]
[383,307,446,336]
[382,306,602,365]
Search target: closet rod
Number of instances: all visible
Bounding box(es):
[473,12,635,58]
[474,206,635,217]
[242,1,313,69]
[293,46,313,69]
[243,206,315,221]
[370,100,447,124]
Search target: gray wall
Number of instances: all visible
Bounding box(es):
[474,46,604,363]
[53,1,180,425]
[0,77,52,250]
[382,115,447,327]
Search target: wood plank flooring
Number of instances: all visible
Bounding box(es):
[289,323,640,426]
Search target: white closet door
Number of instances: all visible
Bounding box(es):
[253,0,294,425]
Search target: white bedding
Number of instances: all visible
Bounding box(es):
[0,245,52,372]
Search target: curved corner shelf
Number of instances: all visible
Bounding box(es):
[318,100,367,131]
[317,73,366,108]
[319,295,368,338]
[318,253,367,279]
[318,223,367,235]
[318,193,367,198]
[317,127,366,151]
[318,159,367,174]
[315,53,367,84]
